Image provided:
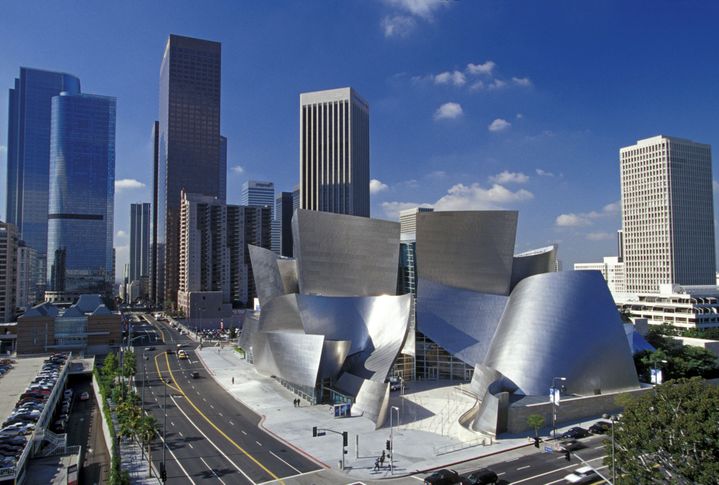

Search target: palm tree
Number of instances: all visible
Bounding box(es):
[527,414,545,441]
[137,415,160,477]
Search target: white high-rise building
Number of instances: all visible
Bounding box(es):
[299,87,369,217]
[400,207,434,238]
[620,135,715,293]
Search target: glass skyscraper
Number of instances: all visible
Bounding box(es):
[157,34,222,308]
[46,93,116,298]
[5,68,81,259]
[129,203,151,283]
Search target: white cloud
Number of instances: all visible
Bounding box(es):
[115,178,146,192]
[380,201,433,220]
[488,118,511,132]
[434,183,533,211]
[490,171,529,184]
[469,80,485,91]
[116,230,128,239]
[382,0,448,20]
[434,102,463,121]
[512,76,532,87]
[555,201,620,227]
[381,15,416,37]
[434,70,466,86]
[487,79,507,90]
[466,61,495,75]
[516,113,524,119]
[586,232,615,241]
[231,165,245,175]
[536,168,554,177]
[370,179,389,194]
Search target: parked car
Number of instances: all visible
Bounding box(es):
[387,376,403,392]
[79,392,90,401]
[461,468,498,484]
[144,346,155,351]
[588,421,612,435]
[564,466,600,484]
[424,469,461,485]
[560,427,590,440]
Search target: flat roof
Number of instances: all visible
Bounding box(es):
[0,356,46,424]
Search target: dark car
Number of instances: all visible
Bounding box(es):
[462,468,498,484]
[559,439,583,451]
[424,469,461,485]
[560,427,590,439]
[588,421,612,435]
[191,371,200,379]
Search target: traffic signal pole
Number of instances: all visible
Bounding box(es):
[313,427,348,470]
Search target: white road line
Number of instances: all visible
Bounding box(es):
[171,421,175,426]
[517,465,531,470]
[188,443,194,449]
[169,395,256,484]
[200,456,227,485]
[218,412,223,417]
[241,430,246,435]
[179,432,183,437]
[256,469,324,485]
[203,397,207,402]
[269,450,301,474]
[147,411,196,485]
[594,445,605,449]
[229,420,234,426]
[497,472,506,476]
[256,440,262,447]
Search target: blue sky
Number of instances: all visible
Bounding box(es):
[2,0,719,279]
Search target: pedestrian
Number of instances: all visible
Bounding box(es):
[232,377,235,385]
[296,398,300,407]
[374,458,380,471]
[380,452,385,467]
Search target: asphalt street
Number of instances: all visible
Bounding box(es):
[133,314,323,485]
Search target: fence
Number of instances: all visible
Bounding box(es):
[433,435,493,456]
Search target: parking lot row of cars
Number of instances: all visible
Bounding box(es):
[0,353,68,473]
[0,359,15,380]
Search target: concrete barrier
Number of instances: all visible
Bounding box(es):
[92,374,115,456]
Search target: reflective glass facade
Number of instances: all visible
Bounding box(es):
[5,68,81,256]
[129,203,151,282]
[47,93,116,296]
[157,34,222,308]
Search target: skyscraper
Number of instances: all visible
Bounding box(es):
[150,121,161,304]
[240,180,275,211]
[228,205,271,306]
[157,34,222,308]
[276,192,294,257]
[299,87,370,217]
[620,135,716,293]
[46,92,116,300]
[219,135,227,203]
[129,203,151,283]
[5,68,81,261]
[0,222,18,322]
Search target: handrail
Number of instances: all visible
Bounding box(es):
[433,435,492,455]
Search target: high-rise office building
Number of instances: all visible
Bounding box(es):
[157,34,222,309]
[240,181,278,253]
[276,192,294,257]
[150,121,161,305]
[219,135,227,203]
[620,135,716,293]
[292,184,300,213]
[400,207,434,238]
[227,205,271,306]
[0,222,19,322]
[5,68,81,262]
[15,242,40,312]
[129,203,151,283]
[46,92,116,300]
[299,87,370,217]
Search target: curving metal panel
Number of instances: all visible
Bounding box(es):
[416,278,508,366]
[292,209,400,296]
[336,373,391,429]
[277,259,299,294]
[510,245,557,291]
[484,271,640,396]
[255,331,325,389]
[416,211,518,295]
[248,245,288,308]
[319,340,352,380]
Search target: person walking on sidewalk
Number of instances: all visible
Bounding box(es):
[232,377,235,385]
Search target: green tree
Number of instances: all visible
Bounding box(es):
[229,326,237,339]
[103,352,119,379]
[122,350,136,378]
[136,414,159,477]
[607,378,719,484]
[526,414,545,439]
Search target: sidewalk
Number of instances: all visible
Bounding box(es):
[121,436,161,485]
[196,347,576,479]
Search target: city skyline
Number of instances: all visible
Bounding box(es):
[2,1,719,280]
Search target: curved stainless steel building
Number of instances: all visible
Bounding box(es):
[510,244,557,291]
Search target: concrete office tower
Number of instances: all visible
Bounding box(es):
[46,93,116,301]
[219,136,227,202]
[620,136,716,293]
[16,242,40,312]
[240,181,277,253]
[157,34,222,309]
[227,205,271,306]
[150,121,161,305]
[276,192,294,257]
[299,87,370,217]
[0,222,19,322]
[400,207,434,238]
[129,203,151,284]
[292,185,300,212]
[177,192,229,313]
[5,68,81,262]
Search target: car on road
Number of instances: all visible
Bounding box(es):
[79,392,90,401]
[560,427,590,439]
[461,468,498,484]
[144,346,155,351]
[559,439,583,452]
[178,350,188,360]
[589,421,612,435]
[176,343,184,348]
[387,376,403,392]
[191,371,200,379]
[424,469,461,485]
[563,466,601,484]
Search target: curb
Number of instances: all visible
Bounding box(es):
[194,347,330,470]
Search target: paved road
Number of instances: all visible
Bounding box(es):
[135,314,323,485]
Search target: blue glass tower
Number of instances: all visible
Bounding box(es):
[47,92,116,297]
[5,68,81,257]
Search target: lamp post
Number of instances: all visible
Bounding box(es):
[652,358,668,387]
[390,406,399,474]
[611,414,617,484]
[551,376,567,440]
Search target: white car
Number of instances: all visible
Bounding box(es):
[563,466,600,483]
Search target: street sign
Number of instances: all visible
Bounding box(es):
[544,446,553,454]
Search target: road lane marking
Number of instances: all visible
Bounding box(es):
[517,465,530,470]
[256,441,263,447]
[241,430,246,435]
[219,412,223,417]
[146,410,196,485]
[256,469,323,485]
[188,443,194,449]
[229,421,235,426]
[163,351,282,484]
[179,432,183,437]
[269,450,301,474]
[171,421,175,426]
[200,456,227,485]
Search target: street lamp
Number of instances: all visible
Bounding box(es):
[611,414,618,484]
[390,406,399,474]
[551,376,567,440]
[651,358,668,387]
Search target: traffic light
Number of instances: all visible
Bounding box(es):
[342,431,348,447]
[386,439,391,451]
[160,462,167,482]
[534,436,540,448]
[313,426,317,437]
[564,450,571,462]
